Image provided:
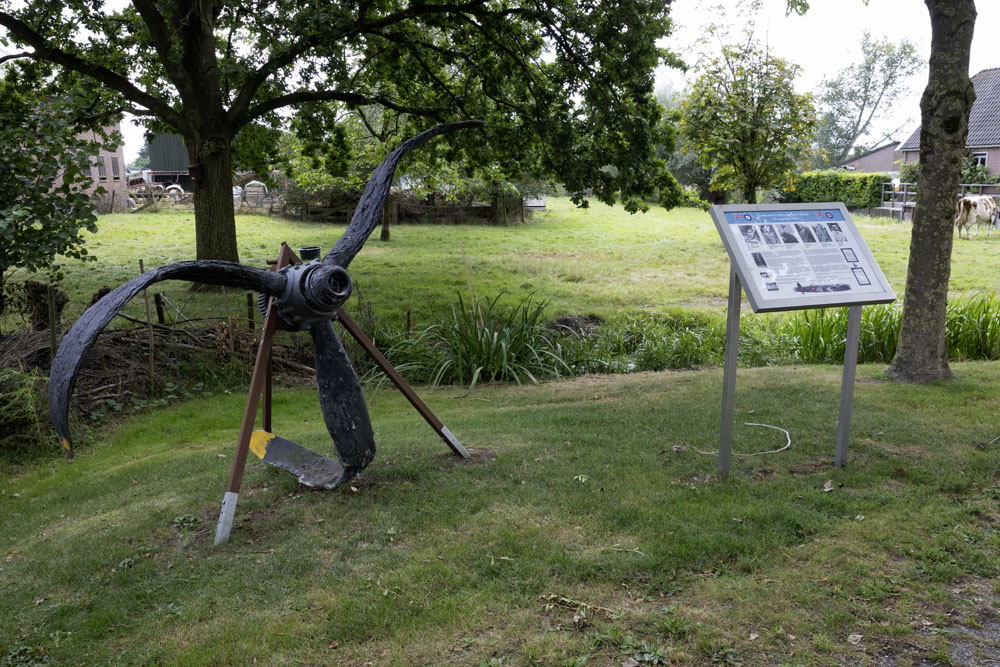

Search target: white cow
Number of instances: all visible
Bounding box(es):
[954,195,999,239]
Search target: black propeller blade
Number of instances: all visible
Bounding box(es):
[309,319,376,477]
[48,121,483,491]
[49,262,286,454]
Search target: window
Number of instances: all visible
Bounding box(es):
[111,156,120,180]
[972,152,988,167]
[96,156,107,180]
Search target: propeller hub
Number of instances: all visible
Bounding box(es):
[274,263,352,330]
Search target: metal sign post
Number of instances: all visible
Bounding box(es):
[710,203,895,478]
[718,266,741,478]
[835,305,863,467]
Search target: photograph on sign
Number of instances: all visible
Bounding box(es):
[710,204,896,312]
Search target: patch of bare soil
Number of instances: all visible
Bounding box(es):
[678,474,715,485]
[786,458,836,476]
[875,580,1000,666]
[443,447,496,465]
[548,314,604,335]
[337,474,388,493]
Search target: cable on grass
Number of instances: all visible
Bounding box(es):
[690,422,791,457]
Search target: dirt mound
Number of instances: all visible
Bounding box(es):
[548,314,603,335]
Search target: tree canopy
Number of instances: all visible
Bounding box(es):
[0,0,682,263]
[679,40,817,204]
[0,61,111,315]
[812,31,922,167]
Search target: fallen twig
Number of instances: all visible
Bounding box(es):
[602,545,646,557]
[156,293,193,325]
[539,593,614,618]
[271,358,315,375]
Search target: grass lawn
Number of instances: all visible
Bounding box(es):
[25,197,1000,330]
[3,362,1000,664]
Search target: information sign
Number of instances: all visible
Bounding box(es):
[709,203,897,477]
[710,203,896,312]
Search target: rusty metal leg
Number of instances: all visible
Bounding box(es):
[262,357,273,433]
[336,308,470,458]
[215,244,295,546]
[214,304,279,545]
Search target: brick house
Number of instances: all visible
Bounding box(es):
[898,67,1000,175]
[79,123,129,201]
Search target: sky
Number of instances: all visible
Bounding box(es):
[657,0,1000,147]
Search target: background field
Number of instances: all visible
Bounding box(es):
[30,197,1000,330]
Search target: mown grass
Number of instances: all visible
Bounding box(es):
[11,197,1000,331]
[3,362,1000,664]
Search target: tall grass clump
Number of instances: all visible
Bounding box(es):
[0,368,53,460]
[561,313,724,373]
[781,307,849,363]
[371,292,999,388]
[858,304,900,363]
[376,293,570,389]
[736,313,798,367]
[947,292,1000,360]
[781,304,901,364]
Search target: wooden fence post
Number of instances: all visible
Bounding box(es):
[246,292,256,330]
[138,260,155,394]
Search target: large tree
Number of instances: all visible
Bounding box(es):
[0,0,680,263]
[786,0,978,383]
[813,31,922,167]
[886,0,976,382]
[679,40,817,204]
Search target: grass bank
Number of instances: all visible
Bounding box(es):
[3,362,1000,664]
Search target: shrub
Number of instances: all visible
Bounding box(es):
[960,157,1000,186]
[897,160,920,184]
[778,170,890,209]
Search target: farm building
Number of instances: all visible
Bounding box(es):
[837,142,902,174]
[141,133,194,191]
[898,66,1000,175]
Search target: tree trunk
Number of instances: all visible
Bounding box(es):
[380,196,397,242]
[887,0,976,383]
[192,137,240,264]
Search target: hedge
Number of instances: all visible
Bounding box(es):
[777,170,890,209]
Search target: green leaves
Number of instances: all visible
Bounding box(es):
[2,0,682,222]
[813,31,922,166]
[679,41,817,203]
[0,78,106,289]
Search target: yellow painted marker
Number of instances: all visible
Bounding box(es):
[249,430,275,459]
